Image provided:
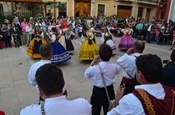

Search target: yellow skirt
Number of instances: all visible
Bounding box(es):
[78,40,99,60]
[26,38,47,58]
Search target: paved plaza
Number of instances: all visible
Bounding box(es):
[0,37,172,115]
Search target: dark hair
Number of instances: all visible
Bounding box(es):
[36,64,64,96]
[39,44,52,58]
[136,54,162,83]
[99,44,112,61]
[170,49,175,62]
[134,40,145,53]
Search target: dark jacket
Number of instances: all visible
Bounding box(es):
[161,62,175,87]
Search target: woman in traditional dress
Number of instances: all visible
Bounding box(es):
[26,29,47,58]
[50,28,71,65]
[118,27,134,51]
[78,30,98,60]
[61,27,75,55]
[103,28,117,55]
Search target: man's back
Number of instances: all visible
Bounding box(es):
[20,96,91,115]
[107,83,165,115]
[28,60,51,87]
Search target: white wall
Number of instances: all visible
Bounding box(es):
[168,0,175,21]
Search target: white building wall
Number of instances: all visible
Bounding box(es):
[168,0,175,21]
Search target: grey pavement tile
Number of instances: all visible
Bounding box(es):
[0,84,19,111]
[0,76,13,88]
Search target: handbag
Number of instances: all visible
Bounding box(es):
[99,65,113,111]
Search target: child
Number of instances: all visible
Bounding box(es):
[154,27,160,44]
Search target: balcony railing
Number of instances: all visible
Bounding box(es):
[137,0,158,5]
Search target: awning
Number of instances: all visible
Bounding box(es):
[0,0,54,3]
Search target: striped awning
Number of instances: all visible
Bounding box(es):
[0,0,54,3]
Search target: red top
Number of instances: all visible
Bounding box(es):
[0,110,5,115]
[61,21,68,29]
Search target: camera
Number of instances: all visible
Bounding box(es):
[163,59,169,64]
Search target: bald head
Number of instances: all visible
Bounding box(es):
[133,40,145,53]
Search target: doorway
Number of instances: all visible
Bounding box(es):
[117,5,132,18]
[75,0,91,18]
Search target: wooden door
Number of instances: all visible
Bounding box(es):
[117,9,131,18]
[117,5,132,18]
[146,8,151,20]
[75,0,90,18]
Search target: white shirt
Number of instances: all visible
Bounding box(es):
[28,60,51,88]
[84,61,120,87]
[20,96,92,115]
[50,34,56,42]
[116,53,141,79]
[106,39,117,54]
[90,27,95,33]
[107,83,165,115]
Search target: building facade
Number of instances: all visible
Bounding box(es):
[0,0,161,21]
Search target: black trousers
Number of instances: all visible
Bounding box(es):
[91,84,115,115]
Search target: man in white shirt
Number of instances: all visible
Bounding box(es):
[28,44,52,99]
[84,44,120,115]
[116,40,145,95]
[21,64,92,115]
[108,54,175,115]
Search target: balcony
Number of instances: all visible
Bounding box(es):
[137,0,158,5]
[116,0,135,2]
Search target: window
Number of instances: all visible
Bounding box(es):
[97,4,105,18]
[0,3,3,16]
[137,7,143,19]
[58,2,67,18]
[160,11,165,20]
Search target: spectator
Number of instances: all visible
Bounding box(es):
[21,64,91,115]
[116,40,145,95]
[20,18,28,45]
[170,27,175,50]
[46,9,52,21]
[84,44,120,115]
[161,49,175,87]
[1,23,8,48]
[108,54,175,115]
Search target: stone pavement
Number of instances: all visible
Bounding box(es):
[0,36,172,115]
[0,37,124,115]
